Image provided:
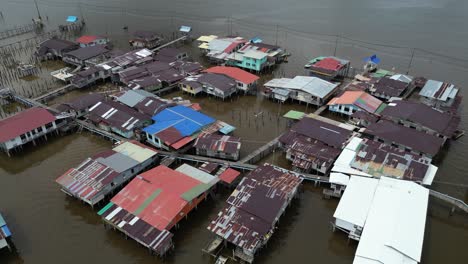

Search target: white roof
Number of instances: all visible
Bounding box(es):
[334,149,356,168]
[227,52,244,61]
[354,177,429,264]
[346,137,363,151]
[243,50,267,60]
[175,163,218,184]
[390,74,413,84]
[135,49,152,58]
[265,76,338,99]
[333,176,379,228]
[112,141,157,163]
[208,39,233,52]
[422,164,438,186]
[330,172,350,186]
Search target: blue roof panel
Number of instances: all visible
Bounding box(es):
[145,106,215,136]
[66,16,78,22]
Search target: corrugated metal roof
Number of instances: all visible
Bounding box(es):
[205,66,259,84]
[208,164,302,254]
[117,90,147,107]
[265,76,338,99]
[175,164,219,184]
[96,152,140,173]
[0,107,57,142]
[218,168,241,184]
[110,165,213,231]
[113,141,157,163]
[419,80,458,101]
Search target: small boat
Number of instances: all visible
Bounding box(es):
[215,255,228,264]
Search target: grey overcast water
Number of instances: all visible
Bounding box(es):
[0,0,467,263]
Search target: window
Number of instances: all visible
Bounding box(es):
[31,129,37,135]
[37,126,44,133]
[246,63,251,66]
[237,82,243,87]
[20,134,26,140]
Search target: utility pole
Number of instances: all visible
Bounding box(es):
[34,0,42,20]
[406,48,416,75]
[333,34,340,56]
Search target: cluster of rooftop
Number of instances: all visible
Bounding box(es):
[197,35,286,72]
[207,164,302,263]
[98,164,219,256]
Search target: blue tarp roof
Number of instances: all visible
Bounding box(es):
[66,16,78,23]
[179,26,192,33]
[363,54,381,64]
[1,226,11,238]
[144,106,215,136]
[250,37,262,43]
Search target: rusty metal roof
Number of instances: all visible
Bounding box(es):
[289,117,352,148]
[207,164,302,254]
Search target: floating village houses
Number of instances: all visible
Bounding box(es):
[62,45,110,67]
[88,100,152,138]
[363,120,445,158]
[304,56,350,81]
[129,31,163,49]
[368,77,409,101]
[98,164,219,256]
[379,99,460,140]
[56,93,105,118]
[76,35,109,48]
[0,107,63,156]
[419,79,460,110]
[70,49,154,88]
[331,137,438,186]
[0,212,12,251]
[193,133,241,161]
[198,36,246,63]
[264,76,339,106]
[180,73,237,99]
[56,141,158,207]
[327,91,385,116]
[333,176,429,264]
[70,66,110,88]
[154,47,188,62]
[225,41,286,72]
[143,105,216,150]
[279,115,354,174]
[206,164,302,263]
[36,38,79,60]
[205,66,259,93]
[116,90,173,116]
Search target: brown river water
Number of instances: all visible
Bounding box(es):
[1,0,467,263]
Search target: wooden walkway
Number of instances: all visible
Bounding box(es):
[429,189,468,214]
[33,84,74,102]
[239,134,283,164]
[150,36,187,52]
[76,120,124,142]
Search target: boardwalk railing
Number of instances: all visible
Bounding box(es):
[429,189,468,214]
[0,23,40,40]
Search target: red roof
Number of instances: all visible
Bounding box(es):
[205,66,259,84]
[219,168,241,184]
[313,58,343,71]
[76,35,101,44]
[0,107,56,142]
[110,165,203,230]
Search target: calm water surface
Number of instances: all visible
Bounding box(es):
[0,0,467,263]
